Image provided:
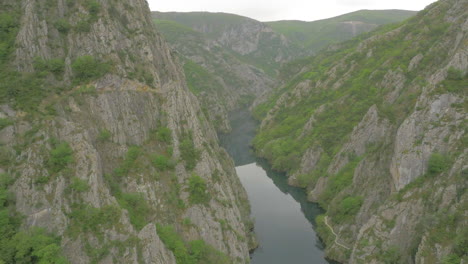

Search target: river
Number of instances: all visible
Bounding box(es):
[219,110,333,264]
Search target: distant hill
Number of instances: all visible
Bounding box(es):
[153,11,303,76]
[151,10,417,132]
[267,9,417,53]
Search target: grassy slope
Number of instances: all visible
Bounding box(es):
[267,9,417,52]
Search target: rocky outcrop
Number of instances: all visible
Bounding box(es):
[0,0,252,263]
[253,0,467,263]
[151,12,280,132]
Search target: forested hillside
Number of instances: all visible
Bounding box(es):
[254,0,467,262]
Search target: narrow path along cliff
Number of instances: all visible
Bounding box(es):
[324,216,351,250]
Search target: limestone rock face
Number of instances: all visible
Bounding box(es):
[0,0,252,263]
[254,0,467,263]
[152,11,301,132]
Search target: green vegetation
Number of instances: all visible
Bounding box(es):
[0,118,13,130]
[253,0,455,187]
[428,153,451,175]
[113,146,141,179]
[331,196,363,223]
[103,147,154,230]
[1,173,68,263]
[156,224,230,264]
[319,160,359,206]
[68,203,121,239]
[34,57,65,76]
[180,134,200,171]
[0,8,110,113]
[54,18,71,34]
[156,126,172,143]
[85,0,101,17]
[380,246,401,264]
[71,55,110,84]
[47,141,74,174]
[267,10,416,53]
[153,19,201,43]
[183,59,222,96]
[117,193,151,231]
[97,129,111,142]
[187,174,210,205]
[436,67,468,95]
[68,177,90,193]
[152,154,175,171]
[0,12,18,65]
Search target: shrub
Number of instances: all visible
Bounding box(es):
[33,57,65,75]
[447,67,464,81]
[157,127,172,143]
[428,153,450,175]
[97,129,111,142]
[71,55,109,83]
[68,204,121,237]
[187,174,210,205]
[114,146,140,178]
[85,0,101,16]
[156,224,230,264]
[54,19,71,34]
[339,196,363,215]
[441,254,461,264]
[48,142,73,173]
[180,138,200,170]
[0,118,13,130]
[10,228,69,264]
[68,177,89,192]
[152,154,174,171]
[118,193,151,231]
[75,19,91,32]
[381,247,401,264]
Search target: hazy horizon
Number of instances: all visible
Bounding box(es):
[148,0,437,22]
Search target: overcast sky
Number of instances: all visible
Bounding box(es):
[147,0,437,22]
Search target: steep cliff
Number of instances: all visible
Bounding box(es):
[151,14,276,132]
[253,0,467,263]
[0,0,253,263]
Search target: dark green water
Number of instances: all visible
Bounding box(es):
[219,110,332,264]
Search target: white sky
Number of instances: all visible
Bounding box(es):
[147,0,437,22]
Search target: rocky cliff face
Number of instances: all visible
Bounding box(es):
[152,14,275,132]
[152,12,307,132]
[0,0,253,263]
[254,0,467,263]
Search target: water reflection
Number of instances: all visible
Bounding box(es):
[219,109,333,264]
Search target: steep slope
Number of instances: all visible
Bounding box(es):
[253,0,467,263]
[0,0,253,263]
[267,9,417,54]
[153,18,274,132]
[152,11,302,76]
[151,11,416,132]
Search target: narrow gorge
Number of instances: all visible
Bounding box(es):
[0,0,466,263]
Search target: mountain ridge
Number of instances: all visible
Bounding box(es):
[253,0,467,262]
